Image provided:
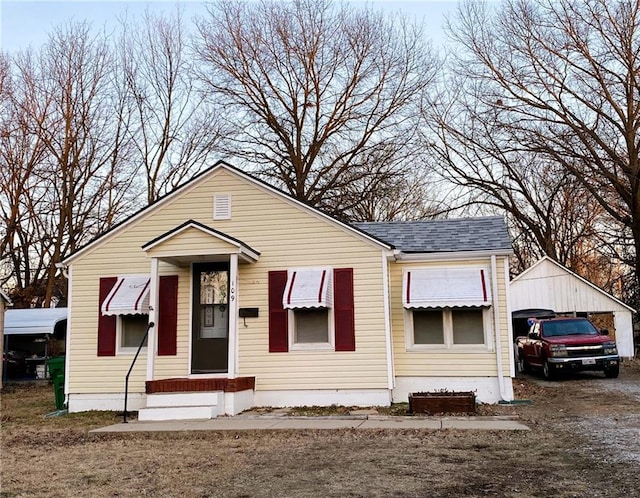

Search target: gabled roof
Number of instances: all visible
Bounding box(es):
[353,216,512,254]
[511,256,636,313]
[143,219,260,255]
[142,219,261,264]
[62,161,392,265]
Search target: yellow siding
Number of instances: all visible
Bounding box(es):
[68,168,388,395]
[146,226,239,258]
[390,257,511,378]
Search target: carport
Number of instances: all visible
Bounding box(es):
[3,307,68,379]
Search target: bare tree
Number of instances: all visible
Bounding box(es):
[194,0,438,220]
[1,23,137,307]
[118,7,224,203]
[426,89,612,270]
[342,159,445,222]
[434,0,640,302]
[0,49,53,301]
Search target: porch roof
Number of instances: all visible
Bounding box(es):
[142,220,260,266]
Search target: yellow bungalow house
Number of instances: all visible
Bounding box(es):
[60,162,515,419]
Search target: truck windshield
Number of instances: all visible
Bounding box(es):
[542,319,598,337]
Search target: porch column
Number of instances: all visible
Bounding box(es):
[228,253,239,379]
[147,257,160,381]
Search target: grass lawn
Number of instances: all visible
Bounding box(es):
[2,364,640,497]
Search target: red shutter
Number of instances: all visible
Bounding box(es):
[268,270,288,352]
[158,275,178,356]
[97,277,117,356]
[334,268,355,351]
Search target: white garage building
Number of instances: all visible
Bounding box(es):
[510,256,636,358]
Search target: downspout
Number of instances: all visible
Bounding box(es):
[382,251,395,401]
[58,263,72,408]
[491,255,510,401]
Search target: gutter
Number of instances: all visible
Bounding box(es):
[395,249,513,262]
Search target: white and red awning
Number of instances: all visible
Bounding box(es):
[283,268,333,309]
[101,275,151,316]
[403,268,491,308]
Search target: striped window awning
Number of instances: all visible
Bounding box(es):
[283,268,333,309]
[403,268,491,308]
[101,275,151,316]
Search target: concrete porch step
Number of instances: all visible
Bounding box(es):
[138,405,218,421]
[145,391,223,408]
[138,391,225,421]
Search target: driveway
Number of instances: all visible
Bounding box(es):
[514,360,640,464]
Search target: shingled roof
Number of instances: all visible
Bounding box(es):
[353,216,512,253]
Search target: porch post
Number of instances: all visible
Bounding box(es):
[228,253,239,379]
[147,257,159,381]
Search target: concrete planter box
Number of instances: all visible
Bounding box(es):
[409,391,476,415]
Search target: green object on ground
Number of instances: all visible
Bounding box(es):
[47,356,66,410]
[47,356,65,379]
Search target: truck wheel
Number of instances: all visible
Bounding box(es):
[542,358,556,380]
[604,364,619,378]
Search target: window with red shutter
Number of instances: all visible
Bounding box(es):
[97,277,118,356]
[268,270,289,352]
[269,267,355,352]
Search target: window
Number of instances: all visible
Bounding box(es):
[452,309,484,344]
[268,268,355,353]
[282,267,334,350]
[98,275,179,357]
[118,314,149,351]
[402,266,492,351]
[289,307,334,350]
[294,308,330,343]
[408,307,488,350]
[413,309,444,344]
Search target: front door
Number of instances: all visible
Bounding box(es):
[191,263,229,373]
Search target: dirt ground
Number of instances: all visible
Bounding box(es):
[2,361,640,498]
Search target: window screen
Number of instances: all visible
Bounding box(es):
[121,314,149,348]
[294,309,329,343]
[452,309,484,344]
[413,309,445,344]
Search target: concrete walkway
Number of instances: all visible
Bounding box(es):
[90,415,529,433]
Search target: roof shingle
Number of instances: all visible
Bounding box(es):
[353,216,512,253]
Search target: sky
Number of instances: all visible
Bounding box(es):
[0,0,460,53]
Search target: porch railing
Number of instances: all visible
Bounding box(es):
[123,321,154,423]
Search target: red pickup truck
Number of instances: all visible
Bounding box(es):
[516,317,620,380]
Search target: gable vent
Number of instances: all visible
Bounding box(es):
[213,194,232,220]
